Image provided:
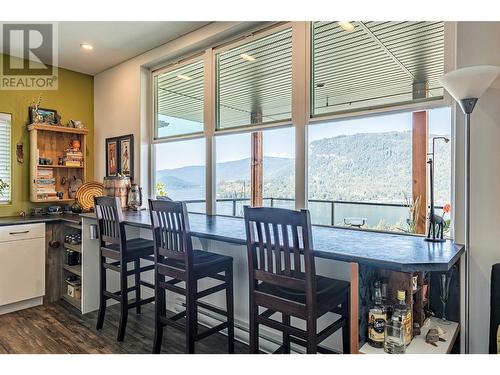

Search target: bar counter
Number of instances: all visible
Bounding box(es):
[81,210,464,272]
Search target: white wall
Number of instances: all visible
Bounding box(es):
[454,21,500,353]
[94,22,265,191]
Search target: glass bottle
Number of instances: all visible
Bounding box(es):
[392,290,413,346]
[384,315,406,354]
[368,280,387,348]
[380,278,392,319]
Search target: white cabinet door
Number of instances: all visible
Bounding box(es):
[0,238,45,306]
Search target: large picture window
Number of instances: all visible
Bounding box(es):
[308,108,451,232]
[154,138,206,213]
[150,22,453,237]
[0,113,11,204]
[154,59,204,139]
[312,21,444,116]
[216,27,292,129]
[215,126,295,216]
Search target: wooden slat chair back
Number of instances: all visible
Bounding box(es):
[244,206,317,318]
[149,199,193,279]
[94,196,125,247]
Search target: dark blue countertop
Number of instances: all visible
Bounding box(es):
[81,210,464,272]
[0,213,81,226]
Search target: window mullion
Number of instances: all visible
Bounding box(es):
[292,21,311,210]
[204,48,216,215]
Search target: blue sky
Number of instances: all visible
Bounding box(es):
[155,107,451,170]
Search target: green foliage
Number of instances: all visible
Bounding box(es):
[156,182,167,197]
[0,178,8,197]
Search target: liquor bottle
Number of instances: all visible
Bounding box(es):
[368,280,387,348]
[384,315,406,354]
[393,290,413,346]
[380,278,392,319]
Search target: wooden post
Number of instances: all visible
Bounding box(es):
[251,131,263,207]
[412,111,428,234]
[350,262,359,354]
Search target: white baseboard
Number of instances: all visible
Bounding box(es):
[0,296,43,315]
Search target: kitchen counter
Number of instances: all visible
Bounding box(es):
[81,210,464,272]
[0,213,81,226]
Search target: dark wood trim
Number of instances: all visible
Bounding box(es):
[412,111,429,234]
[251,131,263,207]
[350,262,359,354]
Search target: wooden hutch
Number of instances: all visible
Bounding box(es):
[28,123,88,203]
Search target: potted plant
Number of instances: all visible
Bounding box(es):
[0,178,9,198]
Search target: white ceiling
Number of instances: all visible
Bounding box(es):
[57,22,211,75]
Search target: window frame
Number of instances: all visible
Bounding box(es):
[151,133,206,210]
[152,54,206,142]
[309,21,450,120]
[214,123,296,216]
[213,22,293,132]
[0,112,12,205]
[306,105,453,235]
[148,21,456,233]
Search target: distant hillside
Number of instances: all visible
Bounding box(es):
[156,131,451,204]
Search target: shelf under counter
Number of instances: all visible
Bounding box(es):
[64,242,81,253]
[61,294,81,310]
[63,264,81,277]
[359,317,460,354]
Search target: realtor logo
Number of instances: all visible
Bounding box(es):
[0,23,58,90]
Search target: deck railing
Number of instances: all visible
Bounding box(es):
[183,197,444,229]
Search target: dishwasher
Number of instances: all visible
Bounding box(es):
[0,223,45,314]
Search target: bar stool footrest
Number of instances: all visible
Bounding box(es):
[196,322,228,341]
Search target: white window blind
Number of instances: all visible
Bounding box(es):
[0,113,11,203]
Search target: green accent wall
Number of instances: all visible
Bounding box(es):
[0,60,94,217]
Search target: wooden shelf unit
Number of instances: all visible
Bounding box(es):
[61,221,83,311]
[64,242,81,253]
[28,123,88,203]
[63,264,81,277]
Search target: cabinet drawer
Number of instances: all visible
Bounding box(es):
[0,223,45,243]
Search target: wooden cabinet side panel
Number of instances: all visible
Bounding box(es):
[44,223,64,304]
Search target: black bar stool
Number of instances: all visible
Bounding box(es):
[94,196,155,341]
[149,199,235,354]
[244,206,350,354]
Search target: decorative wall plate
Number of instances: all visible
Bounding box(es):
[75,182,104,211]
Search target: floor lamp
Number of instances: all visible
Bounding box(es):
[439,65,500,353]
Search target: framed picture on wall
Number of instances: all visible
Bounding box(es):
[119,134,134,180]
[105,137,119,177]
[29,107,58,125]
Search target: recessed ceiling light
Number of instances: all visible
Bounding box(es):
[240,53,256,62]
[176,74,192,80]
[80,43,94,51]
[338,21,355,32]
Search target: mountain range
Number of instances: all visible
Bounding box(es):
[156,131,451,204]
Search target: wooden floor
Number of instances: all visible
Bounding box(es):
[0,301,248,354]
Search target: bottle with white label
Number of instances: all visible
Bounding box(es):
[392,290,413,346]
